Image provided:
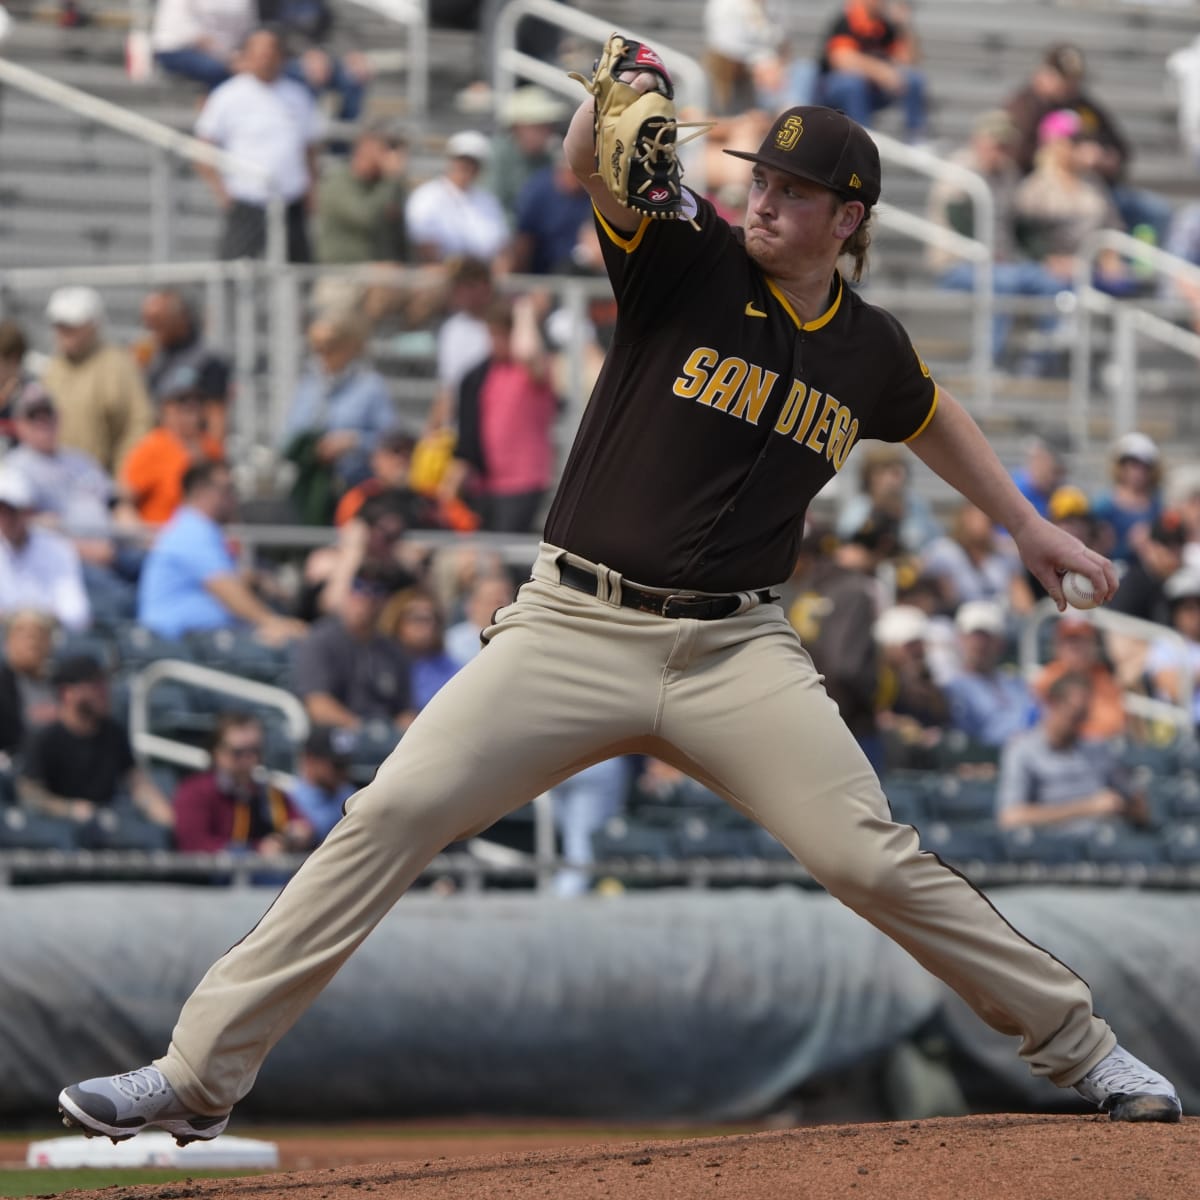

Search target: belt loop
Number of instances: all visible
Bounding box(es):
[604,565,623,608]
[593,562,611,604]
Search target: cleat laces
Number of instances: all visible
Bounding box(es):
[112,1067,170,1102]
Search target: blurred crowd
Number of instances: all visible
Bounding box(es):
[1,0,1199,888]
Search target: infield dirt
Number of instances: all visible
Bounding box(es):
[37,1113,1200,1200]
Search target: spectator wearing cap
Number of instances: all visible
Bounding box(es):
[1033,618,1126,741]
[490,86,569,224]
[405,131,510,265]
[291,564,415,732]
[151,0,255,89]
[1145,568,1200,728]
[6,379,140,622]
[996,671,1142,836]
[813,0,928,141]
[281,309,397,514]
[1005,43,1173,245]
[0,609,59,755]
[41,287,154,474]
[0,467,90,632]
[835,444,941,555]
[289,724,357,842]
[137,460,306,645]
[1091,432,1163,566]
[173,711,313,855]
[1013,107,1132,298]
[194,27,322,263]
[874,603,951,766]
[17,653,173,843]
[943,600,1036,748]
[1025,484,1110,602]
[121,364,226,526]
[137,289,231,444]
[316,118,410,265]
[929,110,1074,371]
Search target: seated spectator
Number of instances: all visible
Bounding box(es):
[943,600,1036,748]
[195,27,322,263]
[1091,432,1163,567]
[512,155,593,276]
[813,0,927,141]
[1145,567,1200,728]
[0,467,90,632]
[316,117,410,266]
[491,86,569,223]
[151,0,255,89]
[1011,433,1070,520]
[300,488,422,621]
[1025,485,1112,602]
[448,294,559,533]
[379,586,459,711]
[7,379,140,620]
[121,364,226,526]
[0,610,58,756]
[137,461,306,644]
[997,671,1143,834]
[41,287,154,475]
[1006,43,1173,245]
[704,0,793,117]
[1013,109,1132,297]
[921,500,1034,614]
[874,603,951,765]
[281,311,396,522]
[1033,618,1127,741]
[292,565,413,731]
[0,319,31,439]
[423,256,495,438]
[928,111,1073,370]
[136,289,231,446]
[835,444,941,555]
[444,571,515,668]
[289,724,357,843]
[261,0,371,124]
[173,712,314,855]
[1109,509,1185,626]
[17,654,173,845]
[787,521,888,772]
[405,131,510,265]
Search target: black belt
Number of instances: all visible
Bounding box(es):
[556,559,775,620]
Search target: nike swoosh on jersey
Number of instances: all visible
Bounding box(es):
[745,302,767,318]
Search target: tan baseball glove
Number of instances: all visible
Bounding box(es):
[569,33,709,221]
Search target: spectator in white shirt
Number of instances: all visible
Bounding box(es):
[424,256,494,435]
[405,131,510,266]
[0,467,90,633]
[151,0,256,89]
[194,26,323,262]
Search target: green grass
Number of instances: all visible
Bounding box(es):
[0,1168,266,1199]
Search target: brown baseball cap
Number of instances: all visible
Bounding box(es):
[724,106,881,207]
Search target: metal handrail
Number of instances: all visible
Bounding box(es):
[0,56,286,265]
[1018,597,1196,735]
[492,0,711,194]
[342,0,429,119]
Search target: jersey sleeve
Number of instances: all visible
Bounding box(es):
[594,188,732,337]
[859,309,939,444]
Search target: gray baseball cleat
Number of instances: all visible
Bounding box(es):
[58,1066,229,1146]
[1073,1044,1182,1122]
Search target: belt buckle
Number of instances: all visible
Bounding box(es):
[662,593,694,618]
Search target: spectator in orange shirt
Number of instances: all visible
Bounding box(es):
[1033,617,1126,740]
[121,364,224,526]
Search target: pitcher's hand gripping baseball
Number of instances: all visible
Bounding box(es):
[569,33,711,221]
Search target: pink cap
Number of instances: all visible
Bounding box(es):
[1037,109,1083,143]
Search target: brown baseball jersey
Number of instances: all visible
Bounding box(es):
[543,187,938,593]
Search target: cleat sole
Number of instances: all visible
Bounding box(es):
[1108,1093,1182,1123]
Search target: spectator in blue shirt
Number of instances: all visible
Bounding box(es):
[289,724,357,842]
[944,600,1037,747]
[1091,431,1163,567]
[137,461,307,645]
[282,310,397,492]
[512,156,594,275]
[380,586,458,711]
[1011,433,1069,520]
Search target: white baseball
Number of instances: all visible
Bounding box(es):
[1061,570,1100,610]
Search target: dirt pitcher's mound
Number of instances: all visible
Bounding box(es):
[52,1114,1200,1200]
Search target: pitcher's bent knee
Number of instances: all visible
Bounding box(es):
[806,816,926,906]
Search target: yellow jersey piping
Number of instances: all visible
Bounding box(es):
[765,275,843,331]
[903,386,940,443]
[594,205,650,253]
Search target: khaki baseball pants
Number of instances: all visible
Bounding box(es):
[158,543,1115,1114]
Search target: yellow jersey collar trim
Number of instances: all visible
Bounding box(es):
[765,274,843,331]
[594,204,650,254]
